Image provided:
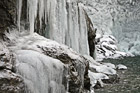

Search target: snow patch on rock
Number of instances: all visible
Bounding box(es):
[116,64,127,70]
[95,34,133,61]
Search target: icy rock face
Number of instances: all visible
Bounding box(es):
[0,42,25,93]
[84,0,140,55]
[0,70,25,93]
[4,31,90,93]
[18,0,90,55]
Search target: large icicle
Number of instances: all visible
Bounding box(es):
[27,0,38,34]
[17,0,22,32]
[66,2,89,55]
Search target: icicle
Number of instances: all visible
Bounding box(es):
[17,0,22,32]
[27,0,38,34]
[38,0,45,28]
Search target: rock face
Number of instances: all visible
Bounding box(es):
[0,0,16,34]
[0,43,25,93]
[0,70,25,93]
[84,10,96,58]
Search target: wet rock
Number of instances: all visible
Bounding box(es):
[94,80,104,89]
[84,9,96,58]
[0,69,25,93]
[0,48,15,71]
[0,0,16,34]
[102,74,120,84]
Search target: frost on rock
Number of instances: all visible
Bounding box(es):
[84,55,119,91]
[0,41,25,93]
[0,70,25,93]
[95,34,132,61]
[88,70,109,87]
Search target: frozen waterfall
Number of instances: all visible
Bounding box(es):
[15,50,68,93]
[17,0,89,55]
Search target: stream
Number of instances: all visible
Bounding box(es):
[95,56,140,93]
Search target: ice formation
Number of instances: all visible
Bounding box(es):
[17,0,89,55]
[17,0,140,59]
[15,50,66,93]
[4,31,89,93]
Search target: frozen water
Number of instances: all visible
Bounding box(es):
[17,0,89,55]
[15,50,67,93]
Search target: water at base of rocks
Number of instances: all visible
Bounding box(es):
[95,56,140,93]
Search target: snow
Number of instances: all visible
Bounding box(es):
[95,34,132,61]
[84,55,101,66]
[116,64,127,70]
[89,71,109,80]
[84,55,116,75]
[102,63,116,69]
[88,71,106,88]
[5,30,82,62]
[91,65,116,75]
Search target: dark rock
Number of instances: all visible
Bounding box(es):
[102,74,120,84]
[94,80,103,89]
[0,0,16,34]
[84,9,96,58]
[0,45,25,92]
[0,69,25,93]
